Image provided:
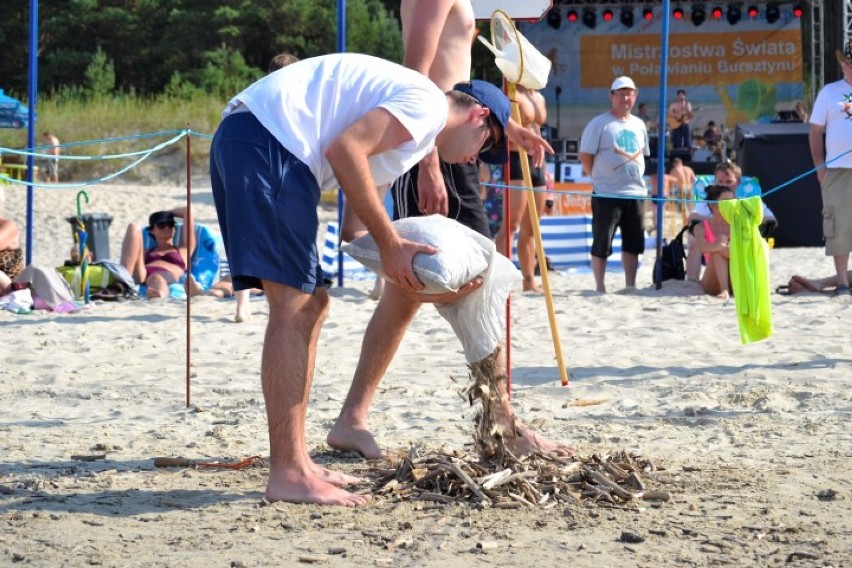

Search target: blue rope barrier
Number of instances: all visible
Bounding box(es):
[0,130,188,188]
[484,144,852,207]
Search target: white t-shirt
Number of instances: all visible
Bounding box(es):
[810,78,852,169]
[579,112,649,197]
[225,53,447,191]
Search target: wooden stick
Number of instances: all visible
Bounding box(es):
[506,82,570,386]
[446,461,490,503]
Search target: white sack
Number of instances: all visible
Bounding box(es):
[342,215,521,363]
[341,215,490,294]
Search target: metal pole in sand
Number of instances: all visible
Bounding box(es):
[185,125,192,408]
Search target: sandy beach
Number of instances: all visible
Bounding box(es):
[1,180,850,567]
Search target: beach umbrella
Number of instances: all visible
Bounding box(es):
[75,190,90,303]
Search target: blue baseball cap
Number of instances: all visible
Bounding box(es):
[452,80,510,164]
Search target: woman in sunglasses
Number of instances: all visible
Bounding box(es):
[120,207,199,299]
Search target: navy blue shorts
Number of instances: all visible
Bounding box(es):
[210,112,323,293]
[590,195,645,258]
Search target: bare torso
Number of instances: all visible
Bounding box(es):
[510,86,546,151]
[669,164,696,193]
[400,0,474,89]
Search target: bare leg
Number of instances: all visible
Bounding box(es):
[834,255,850,288]
[234,289,250,322]
[592,255,607,293]
[187,275,205,297]
[494,181,526,260]
[471,347,574,458]
[263,281,370,506]
[686,232,702,281]
[0,271,11,296]
[789,269,852,293]
[327,284,420,458]
[146,273,170,299]
[517,188,547,293]
[120,223,146,284]
[0,218,21,250]
[789,275,829,293]
[702,253,729,299]
[622,251,639,289]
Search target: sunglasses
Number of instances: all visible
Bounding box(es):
[154,222,175,230]
[480,115,500,154]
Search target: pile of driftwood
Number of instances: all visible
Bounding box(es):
[369,448,670,508]
[368,349,670,507]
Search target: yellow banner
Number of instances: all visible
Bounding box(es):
[581,30,802,88]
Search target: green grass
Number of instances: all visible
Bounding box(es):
[0,92,224,183]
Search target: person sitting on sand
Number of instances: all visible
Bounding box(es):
[0,215,24,296]
[691,184,735,300]
[120,208,202,299]
[781,270,852,295]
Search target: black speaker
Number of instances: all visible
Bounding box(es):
[733,123,822,247]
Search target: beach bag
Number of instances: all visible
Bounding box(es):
[653,225,688,284]
[14,264,74,309]
[56,263,114,293]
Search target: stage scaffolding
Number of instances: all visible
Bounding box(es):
[547,1,824,93]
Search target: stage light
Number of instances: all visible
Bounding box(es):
[547,8,561,29]
[620,7,634,28]
[727,4,741,25]
[566,9,578,23]
[711,6,723,19]
[582,7,596,29]
[766,2,780,23]
[691,6,706,26]
[747,4,759,18]
[792,3,804,18]
[643,7,654,21]
[673,8,684,20]
[602,9,614,22]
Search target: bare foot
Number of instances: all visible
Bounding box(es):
[790,275,822,293]
[505,421,575,458]
[234,289,250,322]
[265,467,371,506]
[187,276,205,297]
[522,279,544,294]
[311,464,363,486]
[717,290,730,301]
[326,423,387,459]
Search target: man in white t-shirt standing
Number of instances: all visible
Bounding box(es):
[210,52,512,506]
[809,40,852,296]
[580,76,649,293]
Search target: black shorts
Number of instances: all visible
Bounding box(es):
[508,151,547,186]
[391,160,490,238]
[590,195,645,258]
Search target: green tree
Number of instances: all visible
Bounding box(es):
[85,47,116,98]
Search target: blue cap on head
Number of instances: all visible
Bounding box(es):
[452,80,510,164]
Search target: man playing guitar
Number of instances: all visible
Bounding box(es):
[667,89,693,150]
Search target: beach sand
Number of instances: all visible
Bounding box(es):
[1,181,850,567]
